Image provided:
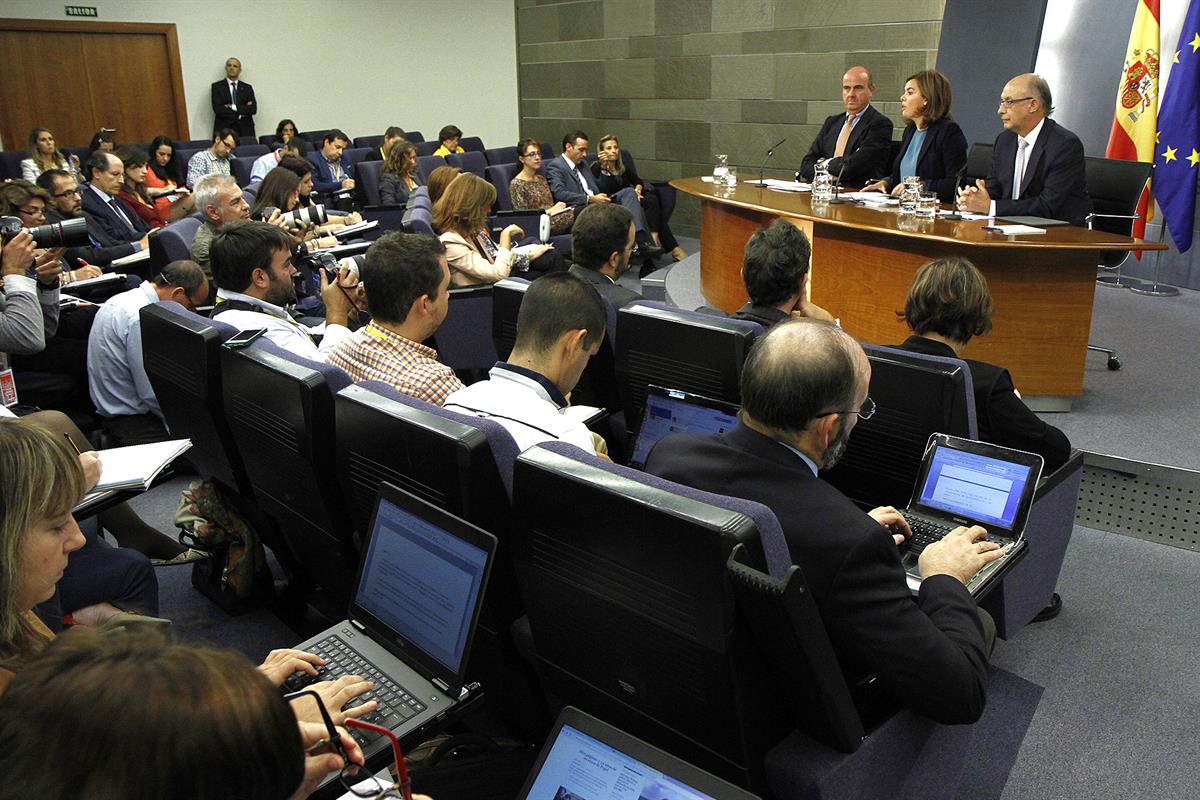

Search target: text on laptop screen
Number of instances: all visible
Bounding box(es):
[630,393,738,467]
[917,447,1034,530]
[523,723,719,800]
[354,497,488,674]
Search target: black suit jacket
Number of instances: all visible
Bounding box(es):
[896,336,1071,471]
[798,104,894,186]
[645,422,990,724]
[80,187,149,247]
[44,208,134,268]
[885,118,968,202]
[984,118,1091,226]
[568,264,641,311]
[210,79,257,137]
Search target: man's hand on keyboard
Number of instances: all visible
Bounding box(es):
[868,505,912,546]
[258,648,326,686]
[917,525,1003,585]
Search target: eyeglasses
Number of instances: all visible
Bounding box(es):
[286,690,413,800]
[521,152,542,160]
[998,97,1033,108]
[52,188,82,198]
[818,396,876,421]
[17,206,42,217]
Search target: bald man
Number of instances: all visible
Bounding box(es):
[646,319,999,725]
[797,65,894,186]
[957,73,1091,226]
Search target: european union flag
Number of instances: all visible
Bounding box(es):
[1154,0,1200,252]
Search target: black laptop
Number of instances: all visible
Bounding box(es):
[518,707,761,800]
[900,433,1043,595]
[287,481,495,759]
[628,385,740,470]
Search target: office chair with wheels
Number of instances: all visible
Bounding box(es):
[1083,156,1154,371]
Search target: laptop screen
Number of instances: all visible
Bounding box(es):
[629,387,739,469]
[522,722,722,800]
[915,445,1036,530]
[353,494,489,675]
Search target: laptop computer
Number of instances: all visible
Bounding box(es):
[628,385,740,470]
[518,706,761,800]
[286,481,495,761]
[900,433,1043,595]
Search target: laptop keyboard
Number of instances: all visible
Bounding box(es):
[901,512,955,553]
[284,634,428,746]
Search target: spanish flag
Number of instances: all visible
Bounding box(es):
[1106,0,1160,243]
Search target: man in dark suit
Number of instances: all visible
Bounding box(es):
[80,153,151,251]
[38,170,142,267]
[210,57,257,138]
[798,66,894,186]
[546,130,662,258]
[733,219,835,328]
[957,73,1092,226]
[645,319,1003,724]
[567,204,640,311]
[307,130,356,196]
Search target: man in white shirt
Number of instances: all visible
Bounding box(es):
[444,272,608,457]
[209,220,356,361]
[250,138,306,184]
[86,260,208,445]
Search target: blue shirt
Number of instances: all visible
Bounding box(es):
[899,128,927,183]
[86,281,163,418]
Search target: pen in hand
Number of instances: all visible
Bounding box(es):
[63,432,83,456]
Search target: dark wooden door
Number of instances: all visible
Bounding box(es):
[0,19,188,150]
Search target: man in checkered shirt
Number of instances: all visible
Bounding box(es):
[326,233,463,405]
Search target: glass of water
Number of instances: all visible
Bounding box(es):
[916,192,939,218]
[713,153,728,184]
[724,166,738,188]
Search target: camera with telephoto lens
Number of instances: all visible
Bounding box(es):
[281,204,328,229]
[0,216,90,248]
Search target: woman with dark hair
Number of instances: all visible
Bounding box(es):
[509,137,573,236]
[863,69,967,203]
[143,136,194,221]
[113,146,170,229]
[590,134,685,261]
[379,140,422,205]
[275,118,298,144]
[895,256,1070,470]
[434,173,560,286]
[20,128,79,182]
[251,168,338,252]
[84,129,116,165]
[0,626,374,799]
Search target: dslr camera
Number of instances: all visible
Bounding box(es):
[0,216,90,248]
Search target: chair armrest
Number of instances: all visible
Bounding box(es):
[1034,449,1084,499]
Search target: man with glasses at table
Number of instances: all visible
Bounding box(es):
[81,152,152,249]
[38,169,145,269]
[186,128,239,189]
[957,73,1092,226]
[646,318,1004,726]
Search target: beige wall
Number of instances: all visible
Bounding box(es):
[516,0,946,235]
[2,0,520,148]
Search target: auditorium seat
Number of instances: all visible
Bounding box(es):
[485,146,518,166]
[615,301,762,427]
[416,141,441,157]
[235,143,269,160]
[540,142,554,159]
[404,130,425,143]
[402,187,435,235]
[623,149,677,227]
[445,151,487,178]
[0,151,28,181]
[221,338,360,617]
[299,129,334,144]
[230,157,254,187]
[238,136,259,147]
[180,139,213,150]
[459,136,485,153]
[511,441,792,789]
[258,134,277,146]
[353,135,384,149]
[356,160,383,205]
[485,164,521,211]
[434,284,499,373]
[965,143,994,183]
[415,155,445,183]
[344,147,372,165]
[361,204,405,236]
[148,217,203,269]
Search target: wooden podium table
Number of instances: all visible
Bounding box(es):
[672,177,1165,408]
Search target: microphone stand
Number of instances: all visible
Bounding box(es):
[827,161,849,204]
[941,166,968,220]
[758,138,788,199]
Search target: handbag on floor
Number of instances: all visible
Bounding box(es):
[175,480,273,614]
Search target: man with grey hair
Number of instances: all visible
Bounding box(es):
[957,73,1092,225]
[87,259,209,444]
[646,318,1002,725]
[189,173,251,282]
[798,65,894,186]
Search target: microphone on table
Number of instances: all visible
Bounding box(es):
[828,160,850,204]
[758,138,788,189]
[941,164,969,220]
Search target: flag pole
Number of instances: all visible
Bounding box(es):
[1129,217,1180,296]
